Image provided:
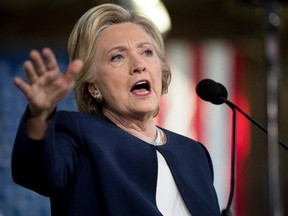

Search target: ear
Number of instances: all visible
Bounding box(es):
[87,83,98,96]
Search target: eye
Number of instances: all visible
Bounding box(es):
[111,54,123,62]
[143,49,153,57]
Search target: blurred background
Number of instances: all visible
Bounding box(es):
[0,0,288,215]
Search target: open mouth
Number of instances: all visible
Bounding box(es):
[130,80,151,96]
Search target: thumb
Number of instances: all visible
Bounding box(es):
[64,60,83,84]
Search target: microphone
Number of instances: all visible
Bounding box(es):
[196,78,288,151]
[195,79,288,216]
[196,79,228,105]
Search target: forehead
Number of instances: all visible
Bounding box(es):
[95,22,153,50]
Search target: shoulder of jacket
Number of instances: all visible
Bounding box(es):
[55,110,114,131]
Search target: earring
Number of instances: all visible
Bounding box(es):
[93,92,103,103]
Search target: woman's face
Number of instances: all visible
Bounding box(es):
[92,22,162,120]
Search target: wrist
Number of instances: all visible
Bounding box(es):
[26,106,56,140]
[27,105,56,121]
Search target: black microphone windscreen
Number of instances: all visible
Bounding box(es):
[196,79,228,105]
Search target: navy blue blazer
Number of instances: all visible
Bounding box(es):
[12,110,220,216]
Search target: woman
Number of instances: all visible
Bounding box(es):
[12,3,220,216]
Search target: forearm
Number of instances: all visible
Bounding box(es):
[11,109,80,196]
[11,109,57,195]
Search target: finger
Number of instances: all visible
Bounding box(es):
[42,47,59,71]
[30,50,46,76]
[64,60,83,84]
[13,77,32,99]
[23,60,38,83]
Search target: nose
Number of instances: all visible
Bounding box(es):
[133,65,146,74]
[130,54,146,74]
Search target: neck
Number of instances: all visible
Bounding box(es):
[103,110,157,143]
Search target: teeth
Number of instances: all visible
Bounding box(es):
[137,90,149,94]
[135,81,147,85]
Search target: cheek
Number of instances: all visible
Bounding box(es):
[102,74,127,96]
[153,71,163,95]
[156,64,163,85]
[97,65,123,85]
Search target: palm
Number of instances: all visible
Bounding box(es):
[14,48,82,116]
[27,69,71,109]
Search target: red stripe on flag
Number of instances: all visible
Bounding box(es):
[193,43,203,142]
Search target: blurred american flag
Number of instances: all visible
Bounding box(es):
[156,40,251,216]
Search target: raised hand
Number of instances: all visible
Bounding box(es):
[13,48,82,139]
[14,48,83,118]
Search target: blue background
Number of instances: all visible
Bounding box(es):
[0,45,77,216]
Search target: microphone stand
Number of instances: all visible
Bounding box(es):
[220,97,288,216]
[221,102,237,216]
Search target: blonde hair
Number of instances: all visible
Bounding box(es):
[68,3,171,116]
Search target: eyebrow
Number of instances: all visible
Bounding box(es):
[106,42,154,54]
